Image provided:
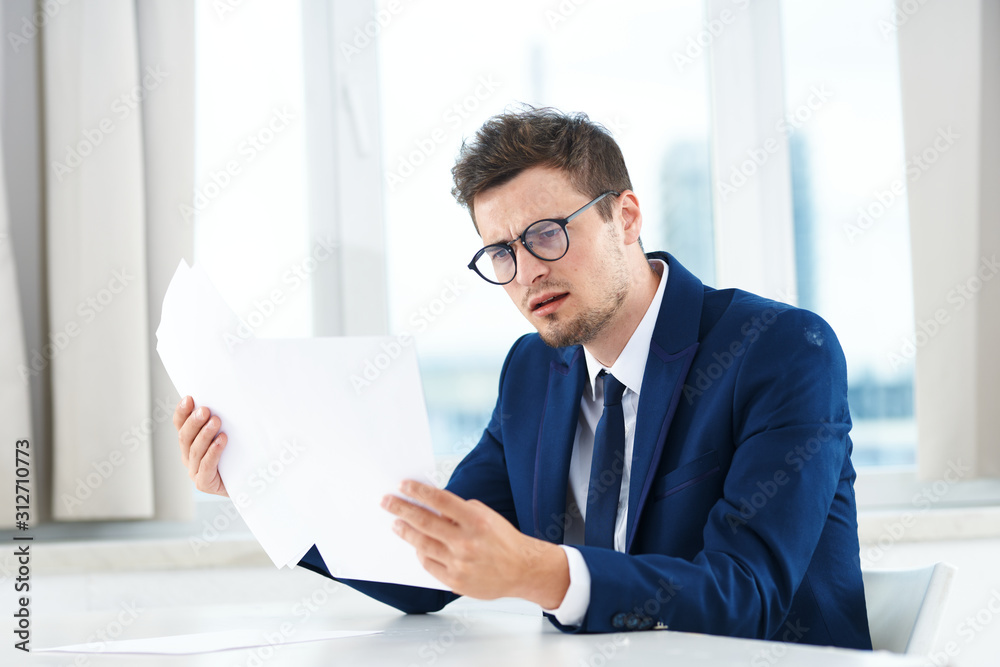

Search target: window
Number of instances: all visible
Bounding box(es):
[193,0,312,339]
[781,0,917,466]
[376,0,712,457]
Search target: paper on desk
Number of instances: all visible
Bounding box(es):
[35,628,380,655]
[156,260,448,590]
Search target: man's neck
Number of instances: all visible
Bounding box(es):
[584,260,661,367]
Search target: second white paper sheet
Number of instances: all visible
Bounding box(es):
[239,336,446,589]
[156,260,448,590]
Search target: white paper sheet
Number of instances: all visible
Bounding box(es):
[156,260,314,568]
[36,629,379,655]
[156,260,448,590]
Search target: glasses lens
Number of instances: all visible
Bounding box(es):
[523,220,568,260]
[474,245,516,284]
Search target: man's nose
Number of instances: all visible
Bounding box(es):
[513,243,548,287]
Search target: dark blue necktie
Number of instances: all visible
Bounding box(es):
[585,371,627,549]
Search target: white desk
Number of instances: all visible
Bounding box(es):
[9,566,936,667]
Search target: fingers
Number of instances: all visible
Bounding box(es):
[382,494,459,543]
[393,519,450,563]
[416,556,451,587]
[173,397,228,496]
[174,397,196,466]
[399,481,471,522]
[172,395,193,432]
[187,413,221,481]
[177,402,210,465]
[196,431,229,497]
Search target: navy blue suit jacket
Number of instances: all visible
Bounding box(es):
[299,252,872,649]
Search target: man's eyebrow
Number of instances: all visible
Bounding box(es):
[483,225,525,247]
[482,213,559,247]
[482,234,514,247]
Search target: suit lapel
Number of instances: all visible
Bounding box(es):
[626,253,704,552]
[532,346,586,544]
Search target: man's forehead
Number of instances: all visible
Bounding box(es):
[474,173,582,243]
[476,196,556,245]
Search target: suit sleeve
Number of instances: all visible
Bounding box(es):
[562,309,853,637]
[295,336,527,613]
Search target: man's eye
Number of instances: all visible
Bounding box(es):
[489,247,511,261]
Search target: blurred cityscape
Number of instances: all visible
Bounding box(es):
[418,132,917,468]
[374,0,918,470]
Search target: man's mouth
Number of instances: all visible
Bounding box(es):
[530,292,569,314]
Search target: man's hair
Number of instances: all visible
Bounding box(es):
[451,106,632,234]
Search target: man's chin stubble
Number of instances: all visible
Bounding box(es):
[536,303,622,349]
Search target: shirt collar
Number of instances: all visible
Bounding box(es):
[583,258,669,399]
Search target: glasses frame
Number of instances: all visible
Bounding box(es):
[467,190,621,285]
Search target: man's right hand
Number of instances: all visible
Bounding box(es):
[173,395,229,497]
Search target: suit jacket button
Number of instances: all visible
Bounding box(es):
[639,616,655,630]
[612,612,626,629]
[625,614,640,630]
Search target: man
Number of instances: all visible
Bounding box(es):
[174,108,871,648]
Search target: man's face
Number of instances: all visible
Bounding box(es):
[472,166,630,348]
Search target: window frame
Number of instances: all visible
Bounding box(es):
[705,0,1000,529]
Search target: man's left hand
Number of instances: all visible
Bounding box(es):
[381,480,570,609]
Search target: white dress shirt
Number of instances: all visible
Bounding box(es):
[542,258,669,626]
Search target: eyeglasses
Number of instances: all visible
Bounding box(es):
[467,191,620,285]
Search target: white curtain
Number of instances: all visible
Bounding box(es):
[898,0,1000,480]
[42,0,194,520]
[0,21,33,529]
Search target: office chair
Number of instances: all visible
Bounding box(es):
[862,561,957,654]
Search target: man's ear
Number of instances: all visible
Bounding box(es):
[618,191,642,246]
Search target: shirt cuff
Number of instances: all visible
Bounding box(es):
[541,545,591,627]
